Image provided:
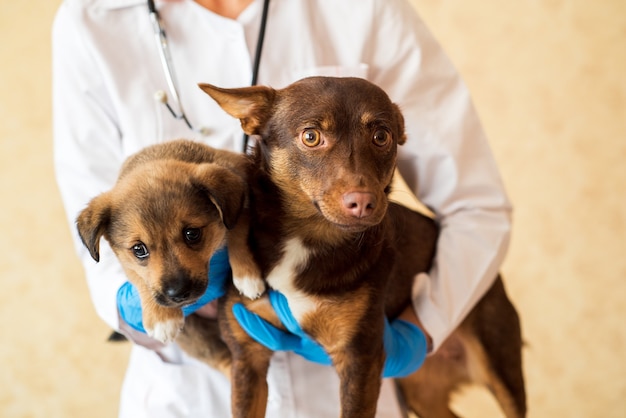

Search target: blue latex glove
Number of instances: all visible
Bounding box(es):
[117,247,231,333]
[233,291,332,365]
[233,290,428,377]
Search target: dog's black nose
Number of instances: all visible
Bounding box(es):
[342,192,376,218]
[163,278,193,303]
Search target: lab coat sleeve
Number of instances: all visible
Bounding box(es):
[370,0,513,350]
[52,2,127,331]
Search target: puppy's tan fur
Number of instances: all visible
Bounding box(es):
[76,140,259,375]
[201,77,526,418]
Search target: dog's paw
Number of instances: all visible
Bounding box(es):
[146,317,184,344]
[234,276,266,300]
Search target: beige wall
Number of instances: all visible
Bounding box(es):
[1,1,624,416]
[409,1,626,416]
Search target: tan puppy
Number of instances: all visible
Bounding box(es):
[76,139,259,374]
[200,77,526,418]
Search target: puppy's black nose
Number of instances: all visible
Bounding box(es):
[163,278,193,303]
[342,192,376,218]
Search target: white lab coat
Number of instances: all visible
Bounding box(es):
[52,0,512,416]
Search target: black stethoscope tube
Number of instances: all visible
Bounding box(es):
[243,0,271,152]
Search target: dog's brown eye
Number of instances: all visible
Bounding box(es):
[372,129,391,147]
[132,243,149,259]
[184,228,202,243]
[301,129,321,147]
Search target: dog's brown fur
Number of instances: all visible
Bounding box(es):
[75,139,260,376]
[200,77,526,418]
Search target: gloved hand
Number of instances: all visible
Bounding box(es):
[232,290,428,377]
[233,290,332,365]
[117,247,231,333]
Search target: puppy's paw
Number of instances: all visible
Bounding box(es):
[234,276,266,300]
[146,316,185,344]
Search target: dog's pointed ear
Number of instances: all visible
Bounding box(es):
[393,104,407,145]
[192,163,247,230]
[198,83,276,136]
[76,193,112,262]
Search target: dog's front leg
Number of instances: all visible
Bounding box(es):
[228,212,266,300]
[332,333,386,418]
[131,276,184,344]
[310,300,386,418]
[219,289,273,418]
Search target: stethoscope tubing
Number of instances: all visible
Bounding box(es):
[146,0,270,152]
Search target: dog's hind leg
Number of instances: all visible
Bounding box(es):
[398,277,526,418]
[396,334,469,418]
[175,314,232,378]
[469,276,527,418]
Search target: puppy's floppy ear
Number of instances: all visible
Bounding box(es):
[393,103,407,145]
[192,163,247,230]
[198,83,276,136]
[76,193,112,262]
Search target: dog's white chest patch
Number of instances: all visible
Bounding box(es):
[266,237,317,321]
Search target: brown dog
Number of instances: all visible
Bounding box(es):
[200,77,526,418]
[75,139,261,375]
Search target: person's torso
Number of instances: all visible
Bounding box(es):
[78,0,377,157]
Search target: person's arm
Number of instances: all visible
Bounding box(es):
[53,5,238,345]
[370,0,512,351]
[52,3,127,331]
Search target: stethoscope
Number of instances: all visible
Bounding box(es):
[147,0,271,153]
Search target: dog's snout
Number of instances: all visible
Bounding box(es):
[342,192,376,219]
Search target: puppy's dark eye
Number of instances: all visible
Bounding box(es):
[372,129,391,147]
[301,129,321,147]
[184,228,202,243]
[132,243,149,259]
